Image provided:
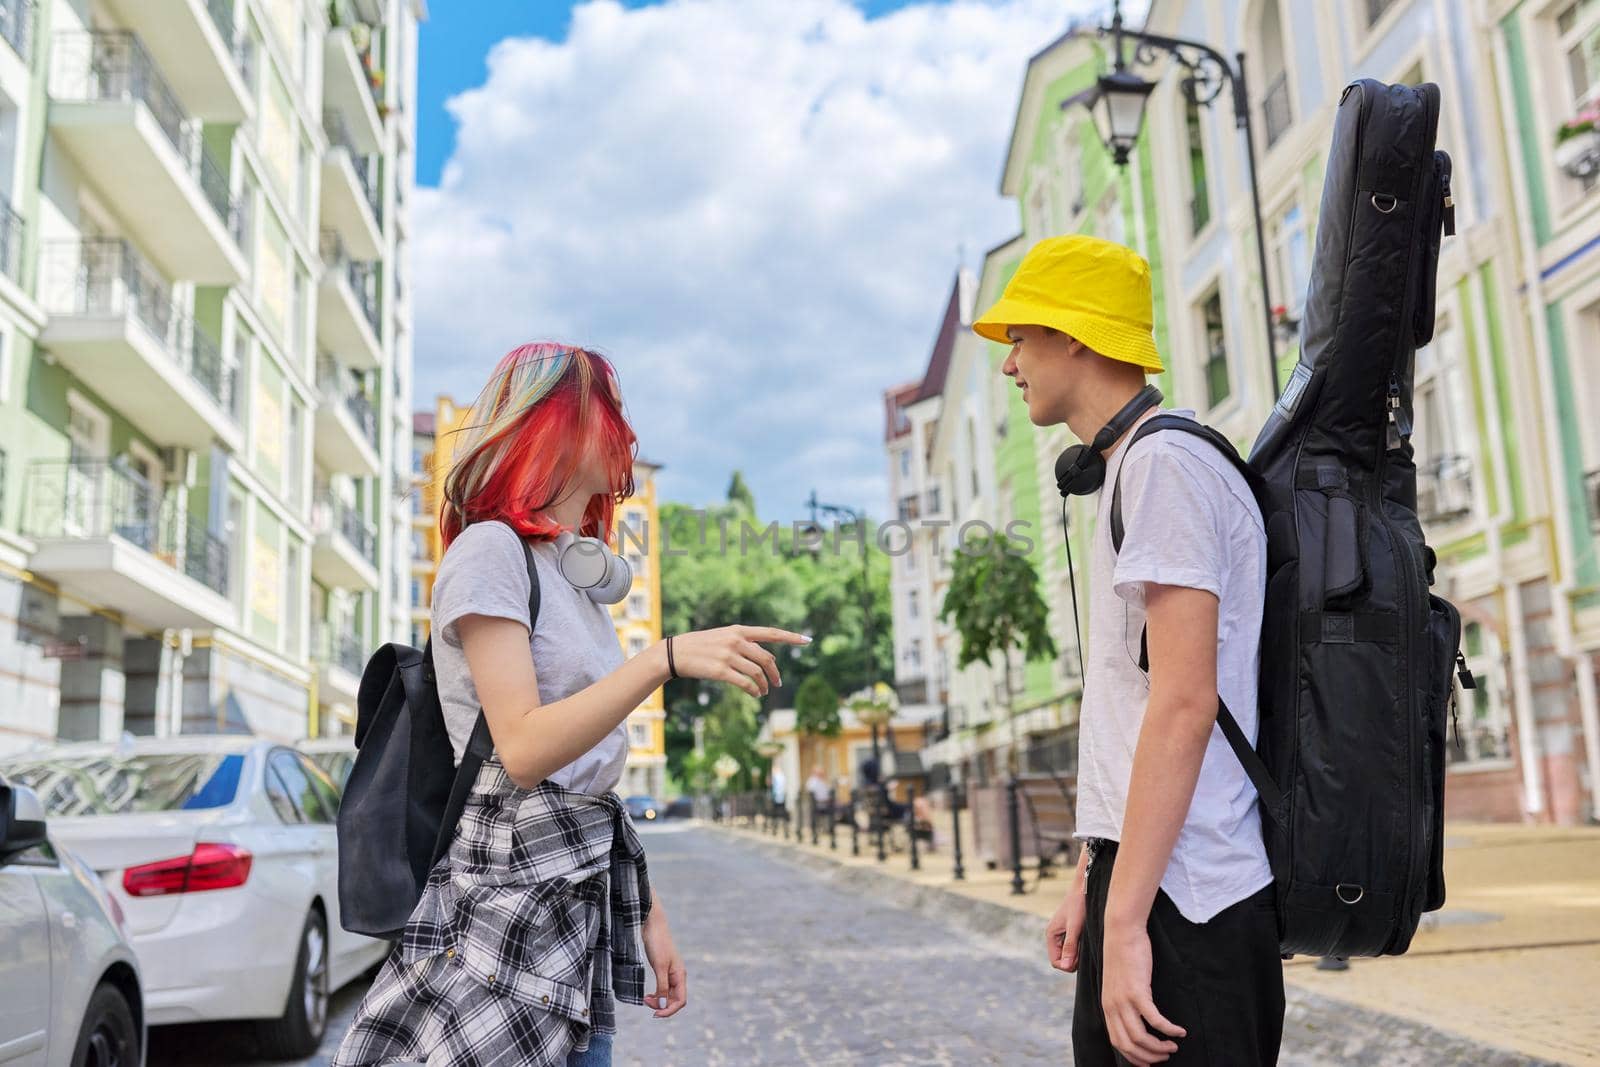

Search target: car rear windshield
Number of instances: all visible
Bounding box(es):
[1,752,246,816]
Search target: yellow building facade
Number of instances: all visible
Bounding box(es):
[419,395,667,796]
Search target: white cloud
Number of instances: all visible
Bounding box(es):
[413,0,1116,517]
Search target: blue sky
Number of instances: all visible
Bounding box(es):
[409,1,1119,516]
[417,1,937,185]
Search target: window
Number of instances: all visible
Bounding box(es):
[1412,319,1477,525]
[926,485,941,515]
[1269,201,1311,315]
[410,577,423,605]
[898,447,911,479]
[0,331,9,403]
[1449,620,1512,766]
[283,540,303,656]
[627,634,648,657]
[271,751,331,823]
[1096,193,1125,247]
[1027,170,1056,239]
[908,638,923,670]
[908,590,920,619]
[226,489,246,614]
[967,418,980,497]
[897,494,920,521]
[1054,122,1084,220]
[298,754,344,814]
[628,592,648,619]
[904,543,917,574]
[1199,290,1230,409]
[264,759,302,823]
[1184,96,1210,235]
[629,722,652,749]
[1257,0,1292,148]
[286,397,304,506]
[1557,0,1600,189]
[411,529,426,560]
[626,551,646,578]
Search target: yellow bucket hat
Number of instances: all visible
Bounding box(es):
[973,234,1164,374]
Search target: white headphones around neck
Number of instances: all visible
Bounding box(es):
[554,530,633,604]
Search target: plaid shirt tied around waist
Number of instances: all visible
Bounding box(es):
[334,762,652,1066]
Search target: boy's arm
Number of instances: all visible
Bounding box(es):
[1097,582,1219,1063]
[1104,582,1220,927]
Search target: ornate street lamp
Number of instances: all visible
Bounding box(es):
[1068,0,1281,401]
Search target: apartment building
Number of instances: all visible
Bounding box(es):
[0,0,422,751]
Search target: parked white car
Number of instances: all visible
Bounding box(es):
[0,738,389,1059]
[0,774,144,1067]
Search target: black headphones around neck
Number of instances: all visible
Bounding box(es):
[1054,384,1164,498]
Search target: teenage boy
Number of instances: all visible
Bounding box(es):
[972,235,1283,1066]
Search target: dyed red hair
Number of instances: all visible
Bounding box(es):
[440,344,637,548]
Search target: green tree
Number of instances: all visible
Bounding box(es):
[725,471,757,516]
[939,532,1058,769]
[657,478,891,787]
[793,674,842,741]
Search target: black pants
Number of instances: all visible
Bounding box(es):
[1073,840,1284,1066]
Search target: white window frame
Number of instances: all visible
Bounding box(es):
[1053,120,1085,223]
[1449,620,1515,770]
[1268,197,1311,317]
[1411,311,1482,529]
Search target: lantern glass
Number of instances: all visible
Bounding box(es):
[1094,70,1155,162]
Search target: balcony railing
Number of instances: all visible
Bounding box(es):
[23,459,230,595]
[1262,71,1292,149]
[317,355,378,447]
[324,110,381,223]
[1417,453,1474,524]
[50,32,244,238]
[317,492,377,564]
[0,0,33,60]
[313,622,365,675]
[204,0,255,84]
[321,230,380,333]
[40,239,238,417]
[0,195,22,283]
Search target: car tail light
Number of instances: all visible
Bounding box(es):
[122,843,253,897]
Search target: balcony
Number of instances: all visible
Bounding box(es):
[1417,453,1475,525]
[314,356,381,476]
[311,493,379,591]
[0,0,33,62]
[0,194,22,285]
[1262,71,1292,150]
[98,0,253,122]
[324,27,382,156]
[312,622,363,703]
[322,111,382,260]
[39,239,241,452]
[23,459,234,630]
[49,32,247,284]
[318,231,382,370]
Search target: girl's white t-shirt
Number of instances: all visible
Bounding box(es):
[1075,410,1274,923]
[430,520,629,795]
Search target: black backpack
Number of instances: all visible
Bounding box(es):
[1110,80,1471,959]
[336,539,539,940]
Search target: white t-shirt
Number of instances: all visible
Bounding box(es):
[430,521,629,795]
[1074,409,1273,922]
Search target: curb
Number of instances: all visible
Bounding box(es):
[710,826,1565,1067]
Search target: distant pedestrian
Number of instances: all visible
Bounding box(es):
[332,343,808,1067]
[975,237,1283,1065]
[806,765,832,809]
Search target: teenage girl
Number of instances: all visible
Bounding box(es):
[334,343,807,1066]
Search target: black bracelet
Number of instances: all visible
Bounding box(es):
[665,635,679,680]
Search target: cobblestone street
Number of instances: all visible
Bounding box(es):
[147,822,1564,1066]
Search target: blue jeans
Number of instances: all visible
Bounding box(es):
[565,1031,613,1067]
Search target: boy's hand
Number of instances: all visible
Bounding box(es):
[1100,917,1186,1065]
[1044,876,1086,972]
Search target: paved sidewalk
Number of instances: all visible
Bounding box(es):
[721,815,1599,1066]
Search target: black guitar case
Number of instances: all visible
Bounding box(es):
[1247,79,1464,957]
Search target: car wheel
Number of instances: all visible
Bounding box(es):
[255,909,330,1059]
[71,984,138,1067]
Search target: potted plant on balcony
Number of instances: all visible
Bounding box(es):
[1555,108,1600,178]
